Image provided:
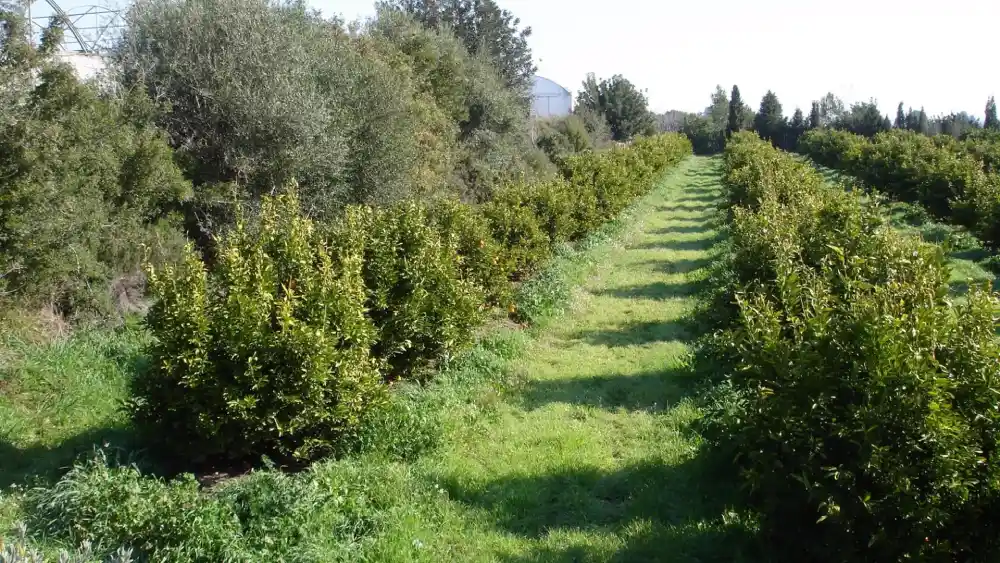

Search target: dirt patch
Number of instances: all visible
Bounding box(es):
[110,272,150,316]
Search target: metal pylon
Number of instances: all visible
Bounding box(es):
[26,0,123,53]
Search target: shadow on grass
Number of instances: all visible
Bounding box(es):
[0,426,139,488]
[674,193,720,204]
[950,280,972,296]
[0,339,152,488]
[679,182,719,193]
[444,452,759,563]
[596,280,703,300]
[635,234,725,252]
[654,203,717,215]
[952,247,992,262]
[464,157,759,562]
[949,278,996,296]
[519,364,698,413]
[649,223,715,236]
[573,318,694,348]
[634,257,714,274]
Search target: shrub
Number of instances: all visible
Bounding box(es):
[358,203,485,381]
[961,128,1000,174]
[0,18,190,318]
[679,114,725,155]
[496,179,577,245]
[561,135,691,225]
[798,128,1000,250]
[534,114,596,166]
[133,188,384,464]
[483,133,691,281]
[427,198,513,307]
[481,194,551,281]
[22,451,431,562]
[133,133,691,465]
[710,132,1000,561]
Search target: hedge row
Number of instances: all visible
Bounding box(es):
[961,129,1000,175]
[709,132,1000,561]
[135,133,692,465]
[798,128,1000,248]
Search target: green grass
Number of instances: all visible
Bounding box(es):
[1,157,757,561]
[802,155,997,295]
[0,322,148,531]
[398,156,757,562]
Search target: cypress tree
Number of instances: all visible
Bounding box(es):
[905,107,920,131]
[986,96,999,130]
[895,102,905,129]
[809,101,821,129]
[754,90,785,146]
[727,85,743,136]
[918,108,930,135]
[788,108,806,149]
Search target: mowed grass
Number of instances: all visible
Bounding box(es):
[403,157,758,562]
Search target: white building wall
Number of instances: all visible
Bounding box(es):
[531,76,572,118]
[53,51,108,81]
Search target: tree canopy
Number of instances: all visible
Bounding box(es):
[727,85,743,136]
[754,90,785,146]
[576,73,655,141]
[809,101,821,129]
[818,92,845,127]
[986,96,998,130]
[380,0,535,94]
[835,100,891,138]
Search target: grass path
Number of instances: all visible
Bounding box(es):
[411,157,754,562]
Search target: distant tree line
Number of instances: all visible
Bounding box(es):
[657,86,1000,154]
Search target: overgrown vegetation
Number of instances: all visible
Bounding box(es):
[2,147,691,560]
[798,127,1000,249]
[132,134,691,468]
[0,0,702,556]
[575,73,656,142]
[703,132,1000,561]
[533,113,610,166]
[8,0,1000,558]
[0,13,190,319]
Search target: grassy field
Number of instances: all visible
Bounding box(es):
[1,156,759,561]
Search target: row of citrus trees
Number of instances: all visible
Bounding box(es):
[798,128,1000,248]
[960,129,1000,174]
[134,134,693,466]
[706,132,1000,561]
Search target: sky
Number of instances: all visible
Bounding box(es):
[32,0,1000,118]
[318,0,1000,119]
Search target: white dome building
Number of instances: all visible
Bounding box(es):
[530,76,572,118]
